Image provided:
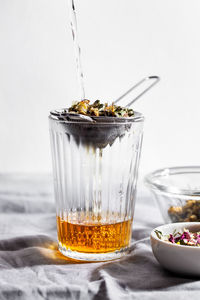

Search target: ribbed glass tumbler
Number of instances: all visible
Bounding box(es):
[49,112,144,261]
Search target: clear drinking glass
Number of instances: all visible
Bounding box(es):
[49,112,144,261]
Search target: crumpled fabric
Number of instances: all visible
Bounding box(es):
[0,174,199,300]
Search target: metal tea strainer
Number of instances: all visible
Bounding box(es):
[50,76,160,148]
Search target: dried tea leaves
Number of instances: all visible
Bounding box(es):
[168,200,200,222]
[68,100,134,118]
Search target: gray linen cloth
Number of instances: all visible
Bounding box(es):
[0,174,200,300]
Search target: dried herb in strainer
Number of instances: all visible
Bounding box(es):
[68,100,134,117]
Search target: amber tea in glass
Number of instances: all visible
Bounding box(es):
[57,213,132,254]
[49,114,144,261]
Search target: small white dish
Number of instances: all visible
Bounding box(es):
[151,222,200,276]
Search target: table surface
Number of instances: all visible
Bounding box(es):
[0,174,200,300]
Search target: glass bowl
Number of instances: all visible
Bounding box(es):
[145,166,200,223]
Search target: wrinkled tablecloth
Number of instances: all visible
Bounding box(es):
[0,174,200,300]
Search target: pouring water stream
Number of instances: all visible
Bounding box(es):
[68,0,85,100]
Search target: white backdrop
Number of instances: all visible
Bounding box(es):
[0,0,200,177]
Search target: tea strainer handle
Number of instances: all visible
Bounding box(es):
[114,75,160,108]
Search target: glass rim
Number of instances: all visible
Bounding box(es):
[144,166,200,199]
[49,110,144,124]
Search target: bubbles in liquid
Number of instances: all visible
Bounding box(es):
[57,213,132,253]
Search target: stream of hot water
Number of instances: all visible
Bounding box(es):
[68,0,85,100]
